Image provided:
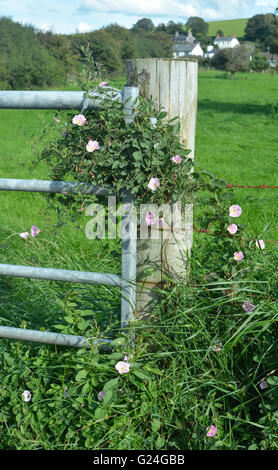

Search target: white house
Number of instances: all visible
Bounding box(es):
[204,44,216,59]
[213,34,240,49]
[173,31,204,58]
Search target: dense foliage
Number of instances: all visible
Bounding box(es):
[244,13,278,53]
[1,13,277,90]
[0,16,173,89]
[0,17,70,89]
[39,82,193,217]
[212,45,251,78]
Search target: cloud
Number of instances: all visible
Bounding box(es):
[77,21,92,32]
[78,0,201,18]
[38,22,52,32]
[255,0,277,6]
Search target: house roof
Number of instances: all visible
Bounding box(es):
[214,36,238,42]
[173,31,195,43]
[173,43,197,53]
[173,34,188,42]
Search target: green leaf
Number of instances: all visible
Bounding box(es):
[102,390,114,407]
[111,337,126,347]
[75,369,88,382]
[173,121,180,135]
[82,382,91,394]
[103,378,119,392]
[267,375,278,385]
[108,352,124,361]
[132,369,152,381]
[77,319,89,331]
[143,365,163,376]
[156,435,165,448]
[151,418,161,432]
[94,406,107,420]
[133,151,142,160]
[157,111,167,120]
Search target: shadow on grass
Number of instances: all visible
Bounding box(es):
[198,99,278,116]
[0,277,121,335]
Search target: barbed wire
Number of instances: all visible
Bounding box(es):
[226,184,278,189]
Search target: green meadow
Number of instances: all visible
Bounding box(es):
[207,18,248,38]
[196,71,278,243]
[0,70,277,450]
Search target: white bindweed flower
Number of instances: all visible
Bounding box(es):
[22,390,32,402]
[115,361,130,374]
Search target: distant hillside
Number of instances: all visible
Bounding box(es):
[207,18,248,38]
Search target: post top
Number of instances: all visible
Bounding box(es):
[126,57,199,64]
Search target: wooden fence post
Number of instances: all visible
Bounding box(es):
[126,58,198,318]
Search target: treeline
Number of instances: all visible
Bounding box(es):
[0,17,76,89]
[244,13,278,53]
[1,13,277,89]
[0,16,173,89]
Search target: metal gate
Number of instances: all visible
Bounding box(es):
[0,86,139,349]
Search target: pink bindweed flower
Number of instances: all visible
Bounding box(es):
[242,300,255,312]
[53,117,60,122]
[98,390,106,401]
[86,140,99,152]
[234,251,244,261]
[72,114,87,126]
[31,225,40,237]
[172,154,182,164]
[19,232,29,240]
[259,380,268,390]
[206,425,217,437]
[255,239,265,250]
[229,205,242,217]
[211,341,222,352]
[227,223,238,234]
[148,177,160,191]
[99,81,109,88]
[115,361,130,374]
[22,390,32,402]
[145,211,155,226]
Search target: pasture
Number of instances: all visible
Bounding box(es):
[207,18,248,38]
[0,70,277,450]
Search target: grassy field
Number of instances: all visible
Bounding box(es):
[207,18,248,38]
[0,71,277,450]
[196,70,278,243]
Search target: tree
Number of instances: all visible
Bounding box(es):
[165,21,185,35]
[186,17,208,36]
[212,46,250,78]
[156,23,167,33]
[216,29,224,37]
[0,16,65,89]
[251,54,269,71]
[71,30,123,73]
[131,18,154,33]
[102,24,136,60]
[244,14,266,41]
[244,13,278,47]
[262,14,278,53]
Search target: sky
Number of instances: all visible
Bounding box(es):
[0,0,277,34]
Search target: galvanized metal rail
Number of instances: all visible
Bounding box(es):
[0,85,139,348]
